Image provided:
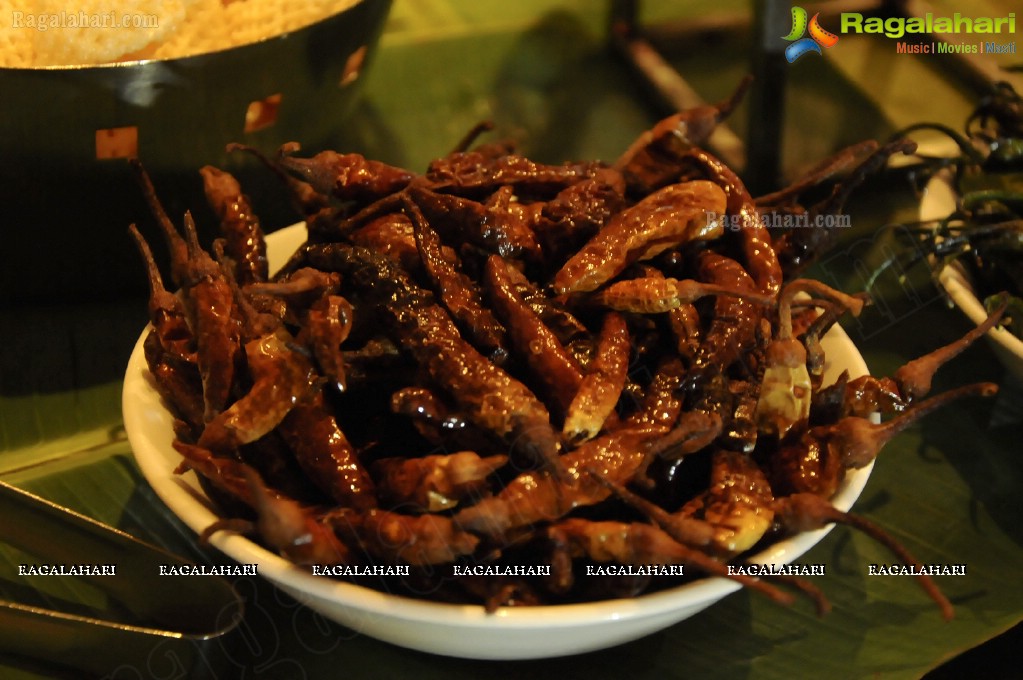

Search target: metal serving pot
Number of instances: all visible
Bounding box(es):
[0,0,391,304]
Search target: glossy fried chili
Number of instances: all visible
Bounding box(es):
[349,211,423,274]
[551,180,727,294]
[302,293,354,393]
[179,214,241,422]
[136,102,996,618]
[536,173,626,263]
[681,148,783,295]
[424,151,604,198]
[562,312,630,442]
[404,195,508,361]
[279,149,415,204]
[201,165,269,285]
[483,254,583,415]
[406,183,542,261]
[129,225,195,364]
[691,251,761,375]
[279,398,378,511]
[305,243,563,476]
[143,329,203,439]
[197,327,317,452]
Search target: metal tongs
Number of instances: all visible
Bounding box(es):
[0,479,244,678]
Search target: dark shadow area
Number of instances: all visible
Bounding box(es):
[0,298,147,396]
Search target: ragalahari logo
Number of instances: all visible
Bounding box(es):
[783,6,840,62]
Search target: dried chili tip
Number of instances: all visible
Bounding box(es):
[773,492,955,622]
[824,381,999,469]
[278,147,415,202]
[893,293,1009,401]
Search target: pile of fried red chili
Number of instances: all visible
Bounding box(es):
[131,86,1001,616]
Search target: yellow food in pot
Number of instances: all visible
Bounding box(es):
[0,0,361,68]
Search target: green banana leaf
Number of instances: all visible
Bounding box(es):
[1,1,1020,678]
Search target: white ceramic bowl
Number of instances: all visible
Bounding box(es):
[123,224,873,660]
[920,173,1023,383]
